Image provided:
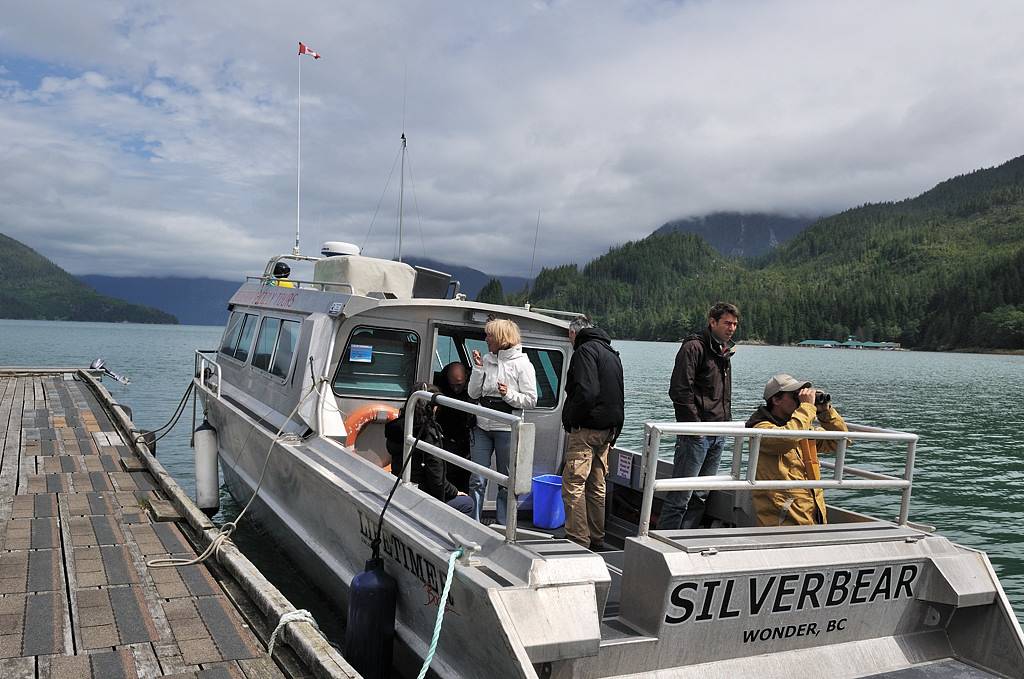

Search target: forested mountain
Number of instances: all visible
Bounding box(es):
[522,155,1024,350]
[0,233,176,324]
[653,212,816,257]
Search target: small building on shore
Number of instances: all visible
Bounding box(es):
[798,339,837,348]
[798,338,901,350]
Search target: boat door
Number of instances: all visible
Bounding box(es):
[428,323,568,477]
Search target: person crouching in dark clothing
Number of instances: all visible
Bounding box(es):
[434,362,476,493]
[385,383,474,515]
[561,317,625,551]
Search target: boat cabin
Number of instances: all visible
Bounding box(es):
[211,247,573,493]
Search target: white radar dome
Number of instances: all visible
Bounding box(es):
[321,241,361,257]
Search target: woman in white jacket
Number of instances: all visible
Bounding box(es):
[467,319,538,522]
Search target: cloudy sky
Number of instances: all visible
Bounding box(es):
[2,1,1023,279]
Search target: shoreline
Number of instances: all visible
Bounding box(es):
[2,317,1021,355]
[620,336,1024,356]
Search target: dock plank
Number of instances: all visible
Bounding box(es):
[0,371,353,679]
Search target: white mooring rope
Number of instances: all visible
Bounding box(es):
[146,377,329,571]
[269,609,320,656]
[416,547,464,679]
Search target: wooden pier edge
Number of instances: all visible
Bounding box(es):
[77,370,362,679]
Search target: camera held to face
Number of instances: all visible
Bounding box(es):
[814,390,831,406]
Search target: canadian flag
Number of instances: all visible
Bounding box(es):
[298,42,321,59]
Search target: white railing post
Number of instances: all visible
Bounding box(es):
[899,438,917,525]
[402,399,416,484]
[638,424,662,537]
[746,436,762,483]
[731,435,743,479]
[505,420,537,542]
[834,438,848,482]
[505,422,519,539]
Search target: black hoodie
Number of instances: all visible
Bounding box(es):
[562,327,625,433]
[385,405,460,503]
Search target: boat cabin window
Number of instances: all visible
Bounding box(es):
[219,311,259,363]
[249,317,301,378]
[271,320,301,378]
[526,347,564,408]
[252,317,281,372]
[462,338,563,409]
[432,334,463,372]
[332,326,420,400]
[232,313,259,363]
[219,312,243,354]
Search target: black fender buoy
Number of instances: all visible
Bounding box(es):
[344,558,397,679]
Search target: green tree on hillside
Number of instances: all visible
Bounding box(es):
[477,278,505,305]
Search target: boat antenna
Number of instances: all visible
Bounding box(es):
[395,63,408,262]
[525,209,542,307]
[396,133,407,262]
[295,46,301,255]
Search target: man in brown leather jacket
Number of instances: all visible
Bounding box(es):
[659,302,739,529]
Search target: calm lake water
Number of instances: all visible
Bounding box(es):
[3,318,1023,631]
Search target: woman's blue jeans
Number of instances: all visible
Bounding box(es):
[469,427,511,522]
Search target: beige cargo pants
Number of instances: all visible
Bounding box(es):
[561,427,613,547]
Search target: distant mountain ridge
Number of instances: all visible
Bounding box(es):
[653,212,817,257]
[79,276,239,327]
[0,233,176,324]
[526,154,1024,350]
[79,257,531,326]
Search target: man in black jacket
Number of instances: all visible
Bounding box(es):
[659,302,739,530]
[385,384,474,515]
[561,317,624,550]
[434,362,476,492]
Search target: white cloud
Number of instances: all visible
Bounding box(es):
[0,0,1023,279]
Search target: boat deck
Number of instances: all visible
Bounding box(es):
[0,369,358,678]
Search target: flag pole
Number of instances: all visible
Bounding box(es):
[294,47,302,256]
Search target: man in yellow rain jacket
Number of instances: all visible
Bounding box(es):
[745,373,849,526]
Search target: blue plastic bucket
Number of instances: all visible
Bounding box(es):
[531,474,565,529]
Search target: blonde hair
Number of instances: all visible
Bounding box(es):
[485,319,521,350]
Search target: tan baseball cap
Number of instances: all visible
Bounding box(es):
[763,373,812,400]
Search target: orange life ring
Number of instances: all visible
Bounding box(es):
[344,403,401,448]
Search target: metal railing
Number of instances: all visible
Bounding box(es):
[194,349,222,398]
[403,390,535,543]
[522,305,587,319]
[244,276,355,294]
[637,421,919,537]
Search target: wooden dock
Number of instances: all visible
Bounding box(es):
[0,369,360,679]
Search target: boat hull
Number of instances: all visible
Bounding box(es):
[206,392,580,679]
